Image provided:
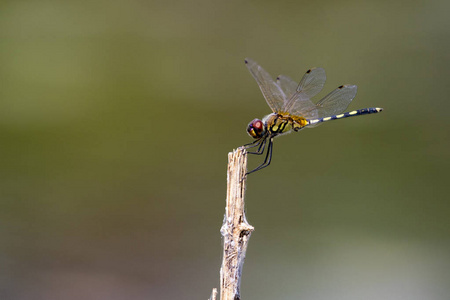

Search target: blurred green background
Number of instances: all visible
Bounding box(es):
[1,0,449,299]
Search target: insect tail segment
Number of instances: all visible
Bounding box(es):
[306,107,383,126]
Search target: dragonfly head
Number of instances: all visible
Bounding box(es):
[247,118,266,139]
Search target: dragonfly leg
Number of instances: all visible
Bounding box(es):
[244,135,268,155]
[246,138,273,175]
[243,138,261,148]
[247,137,267,155]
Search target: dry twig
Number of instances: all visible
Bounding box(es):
[209,147,254,300]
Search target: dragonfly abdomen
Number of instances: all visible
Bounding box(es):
[307,107,383,126]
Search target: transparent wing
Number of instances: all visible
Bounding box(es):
[297,67,327,98]
[245,58,286,113]
[276,75,297,103]
[315,84,358,118]
[286,92,320,119]
[282,67,326,113]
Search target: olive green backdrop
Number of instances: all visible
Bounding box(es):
[1,0,449,299]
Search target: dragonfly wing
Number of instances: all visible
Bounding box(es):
[276,75,298,104]
[287,92,320,119]
[282,67,326,113]
[297,67,327,98]
[315,84,357,118]
[245,58,285,113]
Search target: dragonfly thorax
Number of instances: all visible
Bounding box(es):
[264,113,307,137]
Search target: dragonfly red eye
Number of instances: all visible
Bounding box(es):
[247,119,265,139]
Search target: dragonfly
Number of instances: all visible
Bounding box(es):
[244,58,383,174]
